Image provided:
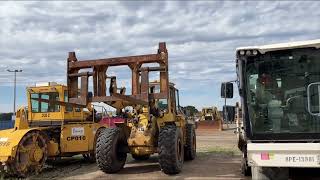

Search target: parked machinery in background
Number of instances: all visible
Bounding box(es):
[197,106,223,131]
[201,107,215,121]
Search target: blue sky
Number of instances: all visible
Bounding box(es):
[0,1,320,113]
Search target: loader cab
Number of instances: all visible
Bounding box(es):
[27,82,86,126]
[169,83,182,115]
[202,108,214,121]
[149,81,182,116]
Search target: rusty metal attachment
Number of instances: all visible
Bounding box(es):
[67,42,169,109]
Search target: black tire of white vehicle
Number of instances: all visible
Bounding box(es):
[241,147,251,176]
[158,124,184,174]
[96,128,127,173]
[184,124,196,161]
[251,166,289,180]
[241,156,251,176]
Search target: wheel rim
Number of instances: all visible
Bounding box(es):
[14,132,47,176]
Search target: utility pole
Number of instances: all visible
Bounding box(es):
[224,84,228,128]
[7,69,23,120]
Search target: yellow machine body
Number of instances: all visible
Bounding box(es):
[0,128,39,162]
[0,82,107,177]
[126,83,187,157]
[60,123,101,153]
[26,83,88,125]
[201,107,215,121]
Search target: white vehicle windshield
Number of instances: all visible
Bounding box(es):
[245,48,320,134]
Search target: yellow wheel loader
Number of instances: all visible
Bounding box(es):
[0,82,107,177]
[66,42,196,174]
[197,107,223,131]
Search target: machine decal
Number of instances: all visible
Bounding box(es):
[0,137,8,142]
[72,127,84,136]
[261,152,274,160]
[41,113,50,118]
[66,136,86,141]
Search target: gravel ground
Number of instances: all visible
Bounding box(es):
[30,126,246,180]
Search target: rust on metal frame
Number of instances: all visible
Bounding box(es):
[67,42,169,108]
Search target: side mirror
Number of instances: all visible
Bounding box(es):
[307,82,320,116]
[221,82,233,98]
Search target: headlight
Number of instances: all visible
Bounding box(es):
[246,50,251,56]
[239,50,245,55]
[252,50,258,55]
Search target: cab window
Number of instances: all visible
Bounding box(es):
[64,91,73,112]
[31,92,60,112]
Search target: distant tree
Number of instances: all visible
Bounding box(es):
[181,106,198,116]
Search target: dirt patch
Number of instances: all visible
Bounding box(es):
[30,128,246,180]
[30,153,245,180]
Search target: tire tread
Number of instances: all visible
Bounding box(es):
[158,124,183,174]
[96,128,126,173]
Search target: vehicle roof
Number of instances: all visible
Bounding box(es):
[236,39,320,54]
[27,84,66,89]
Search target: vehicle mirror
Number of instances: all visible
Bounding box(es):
[307,82,320,116]
[221,82,233,98]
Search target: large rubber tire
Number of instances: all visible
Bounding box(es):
[241,156,251,176]
[96,128,127,173]
[158,124,184,174]
[251,166,289,180]
[240,147,251,176]
[184,124,196,161]
[132,154,150,161]
[83,128,105,163]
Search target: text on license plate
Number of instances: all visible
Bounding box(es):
[285,156,317,163]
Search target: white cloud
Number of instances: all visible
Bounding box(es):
[0,1,319,110]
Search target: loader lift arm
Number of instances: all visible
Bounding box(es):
[67,42,169,110]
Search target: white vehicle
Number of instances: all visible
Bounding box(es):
[222,39,320,179]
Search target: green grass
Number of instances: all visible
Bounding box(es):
[197,146,241,156]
